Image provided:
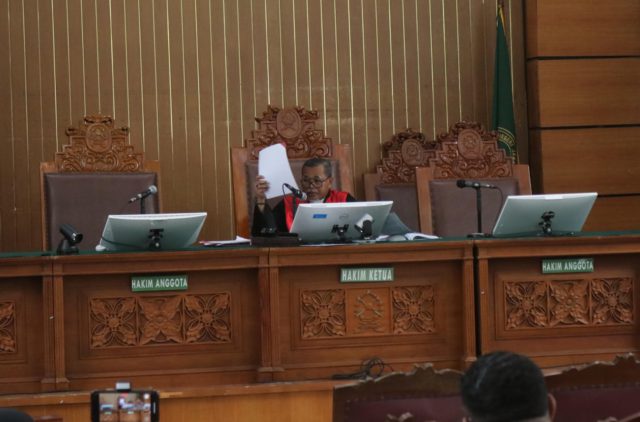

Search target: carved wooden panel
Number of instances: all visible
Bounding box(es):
[393,286,436,334]
[0,302,16,353]
[301,286,435,339]
[90,293,232,348]
[504,277,633,330]
[55,114,144,172]
[246,105,333,159]
[429,121,515,179]
[377,128,438,183]
[300,289,346,338]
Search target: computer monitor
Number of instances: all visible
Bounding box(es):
[290,201,393,243]
[491,193,597,237]
[98,212,207,251]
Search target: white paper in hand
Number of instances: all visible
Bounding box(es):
[258,144,300,199]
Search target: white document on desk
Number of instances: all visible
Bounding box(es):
[258,143,300,199]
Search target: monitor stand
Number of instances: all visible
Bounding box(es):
[148,228,164,250]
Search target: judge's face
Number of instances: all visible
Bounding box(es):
[301,165,333,201]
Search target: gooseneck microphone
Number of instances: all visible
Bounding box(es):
[456,179,497,189]
[283,183,307,201]
[128,185,158,203]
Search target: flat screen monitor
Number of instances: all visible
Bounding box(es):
[492,193,597,237]
[290,201,393,243]
[98,212,207,251]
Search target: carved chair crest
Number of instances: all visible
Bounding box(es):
[376,128,438,184]
[54,114,145,172]
[245,105,333,159]
[428,121,514,179]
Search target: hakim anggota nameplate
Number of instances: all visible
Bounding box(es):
[131,274,188,292]
[541,258,594,274]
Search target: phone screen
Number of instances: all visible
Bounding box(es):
[92,390,158,422]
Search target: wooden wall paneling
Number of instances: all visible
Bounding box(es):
[389,0,408,132]
[428,0,448,133]
[122,0,143,157]
[528,58,640,128]
[362,0,382,173]
[210,0,232,239]
[96,0,114,116]
[167,0,188,215]
[280,0,297,107]
[334,0,353,154]
[307,0,326,118]
[526,0,640,58]
[533,127,640,195]
[50,0,71,150]
[24,0,43,250]
[348,0,367,196]
[467,0,487,129]
[237,1,258,151]
[80,0,99,114]
[135,0,159,161]
[584,196,640,232]
[183,0,206,216]
[457,0,475,122]
[442,0,462,128]
[0,1,14,250]
[110,0,128,128]
[416,0,435,139]
[196,0,217,242]
[8,0,30,253]
[403,1,420,132]
[373,0,394,155]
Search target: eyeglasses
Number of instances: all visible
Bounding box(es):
[301,176,330,187]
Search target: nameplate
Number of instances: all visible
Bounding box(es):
[542,258,594,274]
[341,267,394,282]
[131,274,188,292]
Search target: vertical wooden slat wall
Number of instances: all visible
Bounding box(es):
[0,0,526,252]
[526,0,640,231]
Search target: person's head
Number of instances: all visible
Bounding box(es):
[301,157,333,201]
[461,351,555,422]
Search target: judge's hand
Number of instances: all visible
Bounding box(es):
[255,175,269,204]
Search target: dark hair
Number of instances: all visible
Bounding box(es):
[460,351,549,422]
[302,157,332,178]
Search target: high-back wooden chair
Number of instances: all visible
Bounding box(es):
[332,364,464,422]
[415,121,531,237]
[40,114,161,251]
[231,105,354,238]
[363,129,439,232]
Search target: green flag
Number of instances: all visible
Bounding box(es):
[491,3,517,160]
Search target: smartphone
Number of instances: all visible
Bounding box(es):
[90,389,159,422]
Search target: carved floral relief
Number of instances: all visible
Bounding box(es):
[301,289,346,338]
[0,302,16,353]
[504,277,634,330]
[392,286,435,334]
[90,294,232,349]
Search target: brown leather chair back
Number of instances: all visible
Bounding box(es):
[40,114,161,251]
[363,129,438,232]
[416,121,531,236]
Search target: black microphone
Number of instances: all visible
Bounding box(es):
[128,185,158,203]
[283,183,307,201]
[456,179,497,189]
